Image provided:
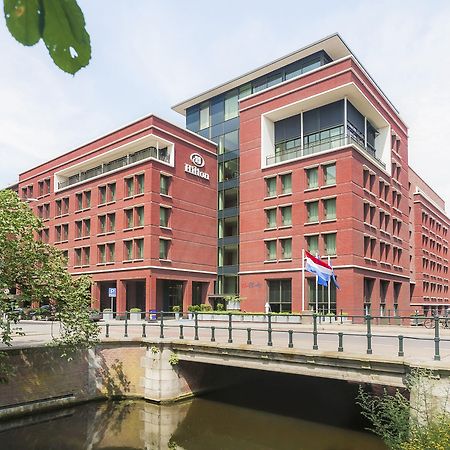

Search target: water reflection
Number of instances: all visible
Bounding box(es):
[0,396,385,450]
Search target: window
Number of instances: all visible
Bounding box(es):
[323,164,336,186]
[62,197,69,215]
[99,186,107,204]
[62,224,68,241]
[135,238,144,259]
[160,206,171,228]
[266,240,277,261]
[380,280,389,304]
[280,238,292,259]
[125,209,133,229]
[75,219,90,238]
[85,191,91,208]
[56,199,62,216]
[323,233,337,256]
[159,239,170,260]
[55,225,61,242]
[219,159,239,182]
[323,198,336,220]
[98,245,106,264]
[107,243,115,262]
[268,279,292,313]
[266,177,276,197]
[224,90,238,120]
[280,205,292,226]
[125,178,134,197]
[364,278,375,313]
[306,201,319,223]
[136,206,144,227]
[136,174,145,194]
[199,102,210,130]
[98,215,106,234]
[160,174,171,196]
[82,247,90,266]
[266,208,277,229]
[306,235,319,254]
[306,167,318,189]
[108,213,116,232]
[280,173,292,194]
[124,240,133,261]
[75,248,82,266]
[108,182,116,202]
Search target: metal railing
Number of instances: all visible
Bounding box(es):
[266,133,385,168]
[99,311,450,362]
[58,147,170,189]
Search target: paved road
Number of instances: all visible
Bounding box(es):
[6,319,450,365]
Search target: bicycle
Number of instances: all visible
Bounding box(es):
[423,317,450,329]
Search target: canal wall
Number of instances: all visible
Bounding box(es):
[0,341,235,420]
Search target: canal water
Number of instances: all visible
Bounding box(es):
[0,372,387,449]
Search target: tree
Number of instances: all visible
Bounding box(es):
[0,189,99,363]
[3,0,91,75]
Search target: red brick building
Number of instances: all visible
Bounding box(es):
[409,168,450,315]
[173,33,449,315]
[18,115,217,313]
[13,34,450,315]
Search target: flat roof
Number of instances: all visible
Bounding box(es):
[172,33,400,117]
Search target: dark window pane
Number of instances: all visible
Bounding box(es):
[210,95,225,126]
[319,100,344,130]
[186,106,200,132]
[275,115,301,143]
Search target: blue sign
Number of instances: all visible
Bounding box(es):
[108,288,117,298]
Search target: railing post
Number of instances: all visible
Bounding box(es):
[179,324,184,340]
[434,315,441,361]
[288,330,293,348]
[366,314,372,355]
[124,312,128,338]
[398,335,404,357]
[340,309,343,325]
[228,314,233,343]
[338,332,344,352]
[388,309,391,325]
[141,323,146,338]
[414,311,419,327]
[267,313,273,347]
[247,328,252,345]
[194,312,199,340]
[105,323,110,338]
[313,314,318,350]
[211,326,215,342]
[159,311,164,339]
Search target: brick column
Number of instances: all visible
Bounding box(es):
[91,281,101,310]
[183,280,192,313]
[117,279,127,314]
[145,275,157,313]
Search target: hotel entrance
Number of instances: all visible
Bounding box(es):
[160,280,184,312]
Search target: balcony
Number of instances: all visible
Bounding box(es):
[266,130,385,168]
[57,146,170,190]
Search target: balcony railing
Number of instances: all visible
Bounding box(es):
[58,146,170,189]
[266,133,385,168]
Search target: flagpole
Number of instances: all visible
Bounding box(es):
[314,251,318,313]
[328,255,331,314]
[301,249,305,312]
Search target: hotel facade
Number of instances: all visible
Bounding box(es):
[16,34,449,316]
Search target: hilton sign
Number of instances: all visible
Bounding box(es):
[185,153,210,180]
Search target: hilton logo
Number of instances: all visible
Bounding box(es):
[185,153,210,180]
[190,153,205,168]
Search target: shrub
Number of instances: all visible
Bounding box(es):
[216,303,224,311]
[172,306,181,313]
[200,304,212,312]
[103,308,112,312]
[129,308,141,313]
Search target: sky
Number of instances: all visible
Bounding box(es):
[1,0,450,208]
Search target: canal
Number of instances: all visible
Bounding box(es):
[0,370,386,449]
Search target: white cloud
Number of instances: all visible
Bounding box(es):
[1,0,450,209]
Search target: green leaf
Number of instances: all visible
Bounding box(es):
[4,0,43,46]
[41,0,91,75]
